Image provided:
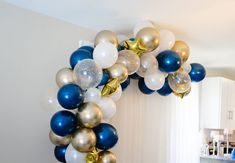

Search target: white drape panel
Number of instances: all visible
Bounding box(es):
[111,81,200,163]
[167,84,200,163]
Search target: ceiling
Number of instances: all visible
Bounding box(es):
[3,0,235,76]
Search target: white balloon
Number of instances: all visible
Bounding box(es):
[158,30,175,51]
[93,42,118,68]
[84,88,101,103]
[182,62,192,73]
[133,20,154,37]
[117,34,129,44]
[78,40,94,48]
[65,144,86,163]
[97,97,116,120]
[144,67,165,90]
[110,86,122,101]
[40,87,61,113]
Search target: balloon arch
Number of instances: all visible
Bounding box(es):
[48,20,206,163]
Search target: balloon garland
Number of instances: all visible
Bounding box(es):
[48,20,206,163]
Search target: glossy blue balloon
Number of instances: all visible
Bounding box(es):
[54,145,67,162]
[93,123,118,150]
[157,78,172,96]
[121,77,130,91]
[138,78,155,95]
[129,73,141,80]
[57,84,84,110]
[70,49,92,69]
[156,50,181,73]
[79,46,94,54]
[50,110,77,136]
[99,71,109,86]
[189,63,206,82]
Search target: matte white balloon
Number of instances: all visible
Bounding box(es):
[93,42,118,68]
[133,20,154,37]
[65,144,86,163]
[40,87,61,113]
[137,53,157,77]
[73,59,103,90]
[144,67,165,90]
[181,62,192,73]
[158,30,175,51]
[84,88,101,103]
[110,86,122,101]
[97,97,116,120]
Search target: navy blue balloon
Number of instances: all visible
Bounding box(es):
[79,46,94,54]
[99,71,109,86]
[138,78,155,95]
[93,123,118,150]
[129,73,141,80]
[117,44,124,51]
[121,77,130,91]
[70,49,92,69]
[189,63,206,82]
[156,50,181,73]
[50,110,77,136]
[54,145,67,162]
[157,78,172,96]
[57,84,84,110]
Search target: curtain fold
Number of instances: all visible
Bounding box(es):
[167,84,201,163]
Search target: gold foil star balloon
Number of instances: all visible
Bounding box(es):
[86,148,99,163]
[101,78,120,96]
[122,38,148,56]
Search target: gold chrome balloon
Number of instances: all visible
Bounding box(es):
[77,102,103,128]
[117,50,140,75]
[173,87,191,98]
[136,27,160,52]
[107,63,128,83]
[101,78,120,97]
[56,68,74,87]
[168,70,191,94]
[122,38,148,56]
[49,130,71,146]
[86,148,99,163]
[72,128,96,153]
[98,151,116,163]
[94,30,118,48]
[171,41,190,62]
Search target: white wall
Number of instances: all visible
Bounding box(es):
[0,2,96,162]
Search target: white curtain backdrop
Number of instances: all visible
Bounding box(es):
[112,81,201,163]
[167,84,201,163]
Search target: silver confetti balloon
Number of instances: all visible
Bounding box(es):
[73,59,103,90]
[137,53,157,77]
[117,50,140,75]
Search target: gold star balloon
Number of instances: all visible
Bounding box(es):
[101,78,120,96]
[86,148,99,163]
[122,38,148,56]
